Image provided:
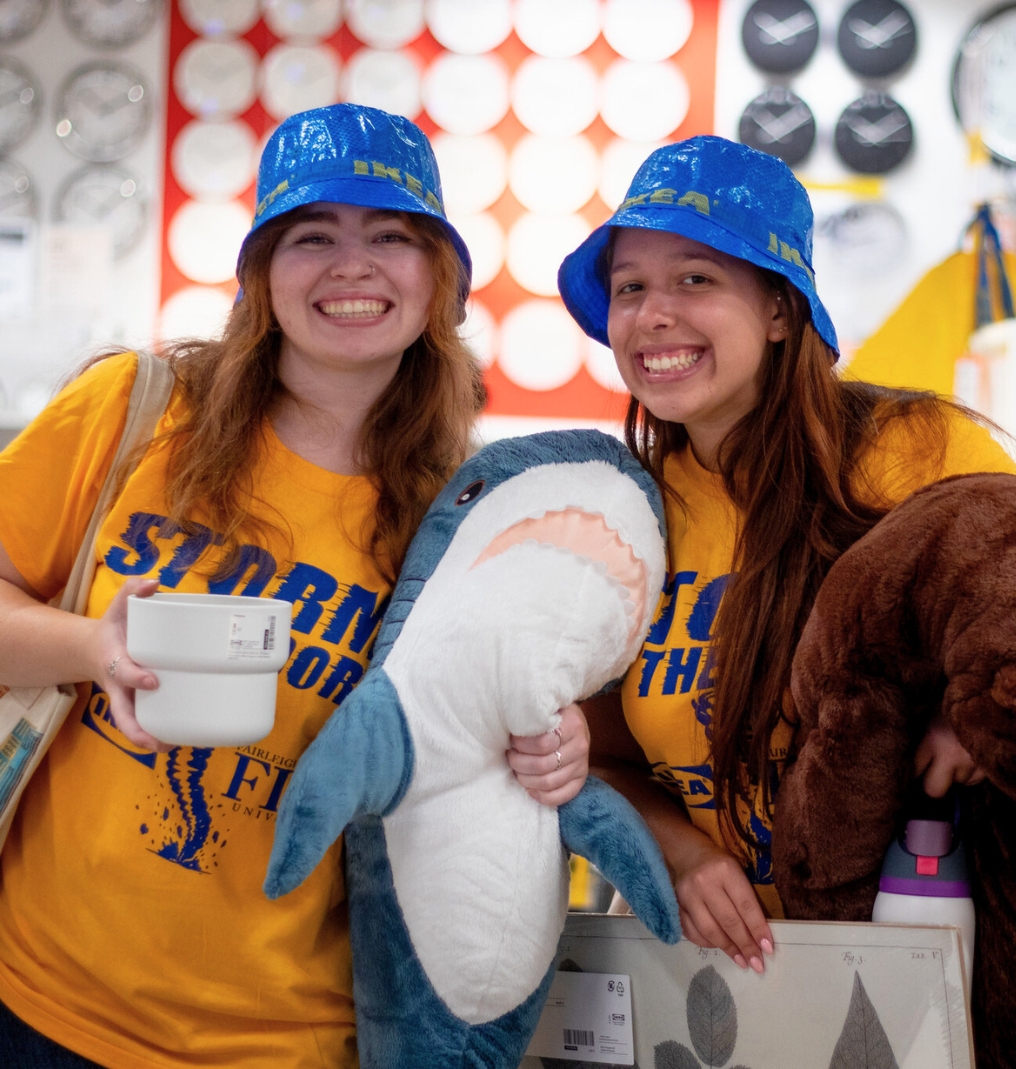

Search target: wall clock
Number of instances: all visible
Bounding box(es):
[741,0,819,75]
[0,56,41,155]
[738,86,815,166]
[60,0,160,48]
[54,61,152,162]
[0,158,37,219]
[259,43,341,121]
[837,0,916,79]
[0,0,48,43]
[55,163,147,257]
[817,201,908,277]
[834,91,913,174]
[171,117,257,200]
[952,3,1016,166]
[174,37,259,120]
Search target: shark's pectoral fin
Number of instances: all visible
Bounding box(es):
[263,669,413,899]
[559,775,681,944]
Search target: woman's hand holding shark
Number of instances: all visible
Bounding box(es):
[508,702,590,806]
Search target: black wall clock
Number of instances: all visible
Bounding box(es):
[837,0,916,79]
[741,0,819,75]
[739,86,815,166]
[835,92,914,174]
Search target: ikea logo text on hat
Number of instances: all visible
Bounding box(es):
[353,159,443,213]
[768,232,814,284]
[619,188,710,214]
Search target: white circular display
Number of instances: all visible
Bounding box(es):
[513,0,601,58]
[172,119,257,201]
[432,132,506,215]
[345,0,424,49]
[512,56,598,138]
[179,0,259,36]
[600,60,689,141]
[603,0,693,61]
[160,285,234,342]
[174,38,259,120]
[507,212,590,297]
[422,53,510,136]
[260,43,341,121]
[426,0,511,55]
[168,199,251,284]
[262,0,342,41]
[599,137,664,209]
[509,135,598,215]
[343,47,420,118]
[458,298,497,368]
[499,300,584,391]
[586,338,626,392]
[448,211,504,290]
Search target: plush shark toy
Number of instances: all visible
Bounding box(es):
[264,429,680,1067]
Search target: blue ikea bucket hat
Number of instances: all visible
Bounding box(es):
[557,136,838,355]
[237,103,471,297]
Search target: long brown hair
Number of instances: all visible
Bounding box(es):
[110,208,484,583]
[625,276,956,849]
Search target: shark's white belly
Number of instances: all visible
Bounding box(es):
[382,770,569,1025]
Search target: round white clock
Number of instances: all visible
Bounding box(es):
[171,117,257,200]
[0,56,42,155]
[60,0,160,48]
[953,3,1016,166]
[55,61,152,162]
[0,0,48,43]
[174,37,259,120]
[259,42,340,121]
[55,163,148,258]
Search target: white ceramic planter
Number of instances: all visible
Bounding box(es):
[127,593,293,747]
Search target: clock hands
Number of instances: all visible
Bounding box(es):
[845,110,909,146]
[848,11,911,50]
[751,103,812,142]
[754,10,816,45]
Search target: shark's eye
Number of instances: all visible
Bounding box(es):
[455,480,485,505]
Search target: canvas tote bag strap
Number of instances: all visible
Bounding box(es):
[58,353,176,617]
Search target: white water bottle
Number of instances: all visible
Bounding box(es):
[872,817,975,985]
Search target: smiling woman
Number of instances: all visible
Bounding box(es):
[0,103,591,1069]
[557,135,1016,980]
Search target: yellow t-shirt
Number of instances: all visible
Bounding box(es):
[621,406,1016,918]
[0,354,391,1068]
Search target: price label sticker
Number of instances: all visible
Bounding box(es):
[228,612,278,660]
[525,971,634,1065]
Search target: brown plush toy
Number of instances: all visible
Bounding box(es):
[772,471,1016,1069]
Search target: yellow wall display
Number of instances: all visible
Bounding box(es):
[846,249,1016,398]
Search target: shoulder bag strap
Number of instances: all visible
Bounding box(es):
[58,353,176,616]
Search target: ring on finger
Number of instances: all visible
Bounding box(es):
[555,750,562,771]
[553,726,562,747]
[108,656,121,677]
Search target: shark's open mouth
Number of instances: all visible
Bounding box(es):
[470,508,648,643]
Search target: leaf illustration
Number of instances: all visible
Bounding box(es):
[828,971,900,1069]
[655,1040,701,1069]
[686,965,737,1066]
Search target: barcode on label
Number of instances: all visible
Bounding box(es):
[563,1029,595,1047]
[264,614,276,651]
